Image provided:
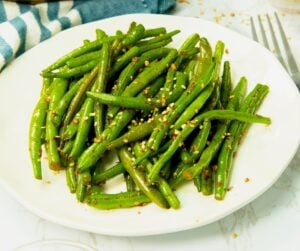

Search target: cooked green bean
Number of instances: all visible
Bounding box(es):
[60,66,98,139]
[136,30,180,47]
[134,144,180,209]
[92,163,125,184]
[76,171,91,202]
[118,147,169,208]
[66,165,77,193]
[94,39,111,135]
[143,27,166,38]
[29,78,52,179]
[51,77,83,127]
[87,92,154,111]
[107,120,156,150]
[87,191,151,209]
[42,39,103,73]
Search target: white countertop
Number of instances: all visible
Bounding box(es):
[1,0,300,250]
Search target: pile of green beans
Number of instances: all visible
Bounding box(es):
[29,22,271,210]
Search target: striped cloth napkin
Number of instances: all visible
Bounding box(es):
[0,0,176,72]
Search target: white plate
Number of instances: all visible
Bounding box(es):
[0,14,299,237]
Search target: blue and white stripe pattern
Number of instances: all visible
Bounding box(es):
[0,0,176,71]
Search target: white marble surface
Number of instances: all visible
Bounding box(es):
[1,0,300,250]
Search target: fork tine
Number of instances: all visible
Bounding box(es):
[266,14,287,70]
[258,15,270,50]
[250,17,259,42]
[274,12,299,74]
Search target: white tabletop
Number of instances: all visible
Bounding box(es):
[1,0,300,250]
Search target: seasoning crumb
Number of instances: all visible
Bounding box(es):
[45,180,51,184]
[227,186,233,191]
[230,12,235,17]
[244,177,250,183]
[232,232,238,238]
[137,211,141,215]
[225,48,229,54]
[214,15,222,23]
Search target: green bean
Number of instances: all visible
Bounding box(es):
[122,24,145,46]
[181,119,211,164]
[143,27,166,38]
[76,172,91,202]
[147,109,271,183]
[61,139,74,156]
[78,109,136,171]
[66,51,100,68]
[61,66,98,139]
[124,172,136,192]
[196,37,213,76]
[88,185,104,195]
[193,175,202,192]
[118,147,169,208]
[66,165,77,193]
[200,165,214,195]
[169,162,190,188]
[45,78,68,170]
[109,46,140,78]
[136,30,180,47]
[179,33,200,51]
[94,39,111,135]
[86,191,151,209]
[183,59,197,82]
[51,77,83,127]
[61,108,83,141]
[29,78,52,179]
[174,84,214,129]
[157,34,199,100]
[92,163,125,184]
[69,97,94,160]
[42,59,98,79]
[180,47,200,59]
[164,71,187,104]
[42,39,103,73]
[96,29,106,40]
[121,49,178,97]
[87,92,154,111]
[138,38,172,54]
[220,61,232,108]
[134,144,180,209]
[215,84,269,200]
[107,120,156,150]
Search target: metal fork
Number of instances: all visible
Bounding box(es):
[250,12,300,88]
